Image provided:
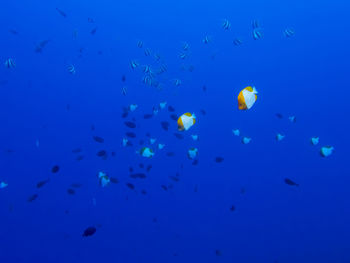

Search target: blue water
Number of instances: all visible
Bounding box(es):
[1,0,350,262]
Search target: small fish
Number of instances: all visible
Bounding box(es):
[222,19,231,30]
[232,129,240,136]
[203,35,211,44]
[126,132,136,138]
[284,28,295,38]
[51,165,60,173]
[122,138,129,147]
[4,58,15,68]
[187,148,198,159]
[310,137,319,146]
[200,109,206,115]
[253,28,262,40]
[158,143,165,150]
[150,138,156,144]
[191,135,199,141]
[110,177,119,184]
[177,113,196,131]
[138,147,154,158]
[168,105,176,112]
[9,29,18,35]
[126,183,135,190]
[28,194,38,202]
[182,42,190,50]
[276,113,283,119]
[215,157,224,163]
[141,190,147,195]
[67,189,75,195]
[230,205,236,212]
[98,171,110,187]
[146,165,152,172]
[179,52,187,60]
[161,185,168,191]
[238,86,258,110]
[68,64,76,74]
[173,133,184,139]
[161,121,169,131]
[121,86,127,96]
[144,48,151,56]
[35,39,50,53]
[170,114,178,120]
[72,148,82,153]
[143,114,153,119]
[173,79,181,87]
[252,20,260,29]
[130,173,147,179]
[121,75,126,82]
[289,116,296,123]
[130,60,139,70]
[284,178,299,186]
[166,152,175,157]
[0,182,8,189]
[76,155,84,161]
[56,8,67,18]
[192,159,199,165]
[93,136,104,143]
[90,27,97,35]
[215,250,222,256]
[96,150,107,158]
[124,121,136,128]
[169,176,179,182]
[242,137,251,144]
[276,133,285,141]
[36,179,49,188]
[233,38,243,46]
[320,146,334,157]
[82,226,96,237]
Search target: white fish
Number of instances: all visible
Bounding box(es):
[242,137,251,144]
[159,101,167,109]
[320,146,334,157]
[129,104,138,112]
[232,129,240,136]
[158,143,165,150]
[0,182,8,189]
[310,137,319,146]
[276,133,285,141]
[187,148,198,159]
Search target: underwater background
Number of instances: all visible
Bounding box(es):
[1,0,350,262]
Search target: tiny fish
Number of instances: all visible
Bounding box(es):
[143,114,153,119]
[166,152,175,157]
[200,109,206,115]
[67,189,75,195]
[161,185,168,191]
[51,165,60,173]
[72,148,82,153]
[36,179,49,189]
[170,114,177,120]
[215,157,224,163]
[110,177,119,184]
[76,155,84,161]
[93,136,104,143]
[130,173,147,179]
[96,150,107,157]
[161,121,169,131]
[82,226,96,237]
[284,178,299,186]
[146,165,152,172]
[90,27,97,35]
[124,121,136,128]
[168,106,175,112]
[230,205,236,212]
[28,194,38,202]
[173,133,184,139]
[126,183,135,190]
[56,8,67,17]
[169,176,179,182]
[125,132,136,138]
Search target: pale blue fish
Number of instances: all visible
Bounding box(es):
[4,58,15,68]
[202,35,211,44]
[182,42,190,51]
[222,19,231,30]
[173,79,182,87]
[276,133,285,141]
[137,40,143,48]
[242,137,251,144]
[144,48,151,56]
[233,38,243,46]
[0,182,8,189]
[310,137,319,146]
[68,64,76,74]
[253,28,262,40]
[320,146,334,157]
[130,60,139,70]
[284,28,295,38]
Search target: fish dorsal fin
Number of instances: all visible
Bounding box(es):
[245,86,253,92]
[184,112,192,117]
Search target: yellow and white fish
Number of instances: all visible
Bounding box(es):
[0,182,8,189]
[237,86,258,110]
[310,137,319,146]
[177,113,196,131]
[320,146,334,157]
[242,137,252,144]
[98,171,110,187]
[139,147,154,158]
[187,148,198,159]
[276,133,285,141]
[232,129,240,136]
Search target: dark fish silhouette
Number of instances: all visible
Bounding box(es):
[169,176,179,182]
[67,189,75,195]
[96,150,107,158]
[76,155,84,161]
[143,114,153,119]
[161,185,168,191]
[166,152,175,157]
[170,114,177,120]
[56,8,67,17]
[51,165,60,173]
[121,75,126,82]
[91,125,95,131]
[124,121,136,128]
[72,148,82,153]
[35,39,50,53]
[9,29,18,35]
[122,112,129,118]
[161,121,169,131]
[90,27,97,35]
[93,136,104,143]
[200,109,206,115]
[36,179,49,188]
[276,113,283,119]
[141,190,147,195]
[28,194,38,202]
[146,165,152,172]
[192,160,199,165]
[173,133,184,139]
[230,205,236,212]
[168,106,175,112]
[215,157,224,163]
[130,173,147,179]
[126,183,135,190]
[202,85,207,92]
[284,178,299,186]
[110,177,119,184]
[125,132,136,138]
[82,226,96,237]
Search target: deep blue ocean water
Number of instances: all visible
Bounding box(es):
[1,0,349,262]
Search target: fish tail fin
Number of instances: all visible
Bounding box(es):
[252,86,258,94]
